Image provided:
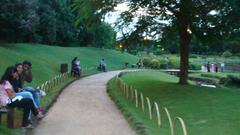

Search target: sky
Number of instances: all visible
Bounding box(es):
[104,3,133,39]
[104,3,170,40]
[104,3,218,40]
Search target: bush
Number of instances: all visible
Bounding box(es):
[142,57,152,67]
[219,77,229,84]
[189,54,198,58]
[189,64,201,70]
[150,59,160,69]
[227,75,240,86]
[222,50,232,58]
[201,73,222,79]
[168,58,180,69]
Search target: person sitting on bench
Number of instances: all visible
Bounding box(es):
[14,63,42,109]
[0,67,44,128]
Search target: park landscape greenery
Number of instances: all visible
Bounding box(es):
[108,71,240,135]
[0,43,138,135]
[0,0,240,135]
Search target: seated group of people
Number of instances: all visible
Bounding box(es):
[0,61,45,129]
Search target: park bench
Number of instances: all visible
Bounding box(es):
[0,107,14,128]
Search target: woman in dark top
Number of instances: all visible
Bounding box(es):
[0,66,44,128]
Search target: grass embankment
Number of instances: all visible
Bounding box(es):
[108,71,240,135]
[0,43,138,135]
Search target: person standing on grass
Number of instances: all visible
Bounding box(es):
[215,63,219,73]
[207,61,210,72]
[221,62,225,72]
[164,57,169,69]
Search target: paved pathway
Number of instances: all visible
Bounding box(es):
[33,71,136,135]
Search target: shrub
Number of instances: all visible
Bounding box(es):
[189,64,201,70]
[219,77,229,84]
[227,75,240,86]
[142,57,152,67]
[222,50,232,58]
[189,54,198,58]
[201,73,222,79]
[150,59,160,69]
[168,58,180,69]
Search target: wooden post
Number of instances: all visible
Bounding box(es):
[164,107,174,135]
[123,83,126,96]
[154,102,161,127]
[131,87,134,102]
[41,84,44,91]
[174,117,187,135]
[140,92,144,111]
[135,89,138,108]
[126,86,129,99]
[146,97,152,120]
[7,108,14,128]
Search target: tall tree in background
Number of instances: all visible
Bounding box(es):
[71,0,117,47]
[0,0,37,42]
[99,0,236,84]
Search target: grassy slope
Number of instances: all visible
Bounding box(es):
[108,71,240,135]
[0,43,138,135]
[0,43,138,86]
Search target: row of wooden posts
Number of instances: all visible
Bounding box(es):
[36,72,71,93]
[116,72,187,135]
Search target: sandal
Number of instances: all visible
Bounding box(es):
[22,124,34,129]
[36,113,45,119]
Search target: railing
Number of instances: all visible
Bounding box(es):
[36,72,71,93]
[116,71,187,135]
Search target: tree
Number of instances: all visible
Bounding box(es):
[99,0,237,84]
[0,0,37,42]
[71,0,117,48]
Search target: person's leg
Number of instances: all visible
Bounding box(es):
[15,92,38,108]
[23,87,41,107]
[8,99,33,127]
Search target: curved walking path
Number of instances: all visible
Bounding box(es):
[33,71,136,135]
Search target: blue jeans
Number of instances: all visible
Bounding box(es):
[23,86,41,108]
[15,91,38,120]
[15,91,39,108]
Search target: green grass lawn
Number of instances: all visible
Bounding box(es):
[0,43,138,135]
[108,71,240,135]
[0,43,138,86]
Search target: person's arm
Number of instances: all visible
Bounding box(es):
[3,81,16,99]
[23,69,33,83]
[6,88,16,99]
[9,80,21,93]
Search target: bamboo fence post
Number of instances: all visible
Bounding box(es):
[164,107,174,135]
[146,97,152,120]
[134,89,138,108]
[174,117,187,135]
[126,85,129,99]
[140,92,144,111]
[153,102,161,127]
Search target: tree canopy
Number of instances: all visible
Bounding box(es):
[0,0,117,48]
[98,0,240,84]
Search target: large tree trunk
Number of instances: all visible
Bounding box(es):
[178,16,191,84]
